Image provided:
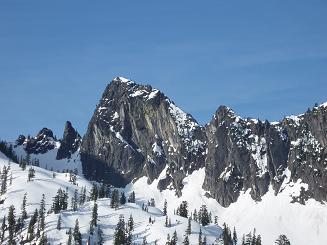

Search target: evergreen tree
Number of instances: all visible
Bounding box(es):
[110,189,120,209]
[28,209,38,241]
[21,192,28,220]
[28,167,36,181]
[0,166,8,195]
[39,194,46,232]
[0,216,6,243]
[203,236,207,245]
[171,230,178,245]
[178,201,188,218]
[71,189,78,211]
[198,227,202,245]
[165,215,169,227]
[126,214,134,244]
[67,228,73,245]
[163,199,167,215]
[56,214,62,230]
[114,215,126,245]
[79,186,87,206]
[120,191,126,205]
[90,201,98,234]
[199,205,210,226]
[128,191,136,203]
[222,223,232,245]
[233,227,238,245]
[73,219,82,245]
[38,232,48,245]
[7,205,16,245]
[193,209,198,222]
[186,217,191,235]
[166,234,171,245]
[142,236,148,245]
[275,234,291,245]
[256,235,262,245]
[183,235,190,245]
[90,184,98,201]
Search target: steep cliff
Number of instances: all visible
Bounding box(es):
[80,77,206,193]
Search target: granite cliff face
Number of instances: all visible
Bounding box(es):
[45,76,326,207]
[80,77,206,193]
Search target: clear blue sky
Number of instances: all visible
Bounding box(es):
[1,1,327,141]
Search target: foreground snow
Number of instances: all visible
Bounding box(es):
[0,152,221,244]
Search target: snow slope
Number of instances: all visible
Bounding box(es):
[127,167,327,245]
[0,152,222,244]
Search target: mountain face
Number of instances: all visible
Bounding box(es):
[80,77,327,207]
[15,128,57,154]
[56,121,82,160]
[11,77,327,208]
[80,77,206,194]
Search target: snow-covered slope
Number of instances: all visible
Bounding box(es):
[0,152,222,244]
[127,167,327,245]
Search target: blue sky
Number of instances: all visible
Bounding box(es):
[0,1,327,141]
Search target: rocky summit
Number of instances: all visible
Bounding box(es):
[79,77,327,207]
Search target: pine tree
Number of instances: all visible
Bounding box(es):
[166,234,171,245]
[73,219,82,245]
[128,191,136,203]
[171,230,178,245]
[90,201,98,234]
[199,205,210,226]
[179,201,188,218]
[71,189,78,211]
[28,209,38,241]
[21,192,28,220]
[0,216,6,243]
[110,189,120,209]
[193,209,198,222]
[67,228,73,245]
[163,199,167,215]
[56,214,62,230]
[275,234,291,245]
[186,217,191,235]
[256,235,262,245]
[28,167,36,181]
[203,236,207,245]
[7,205,16,245]
[38,232,48,245]
[120,191,127,205]
[233,227,238,245]
[126,214,134,244]
[0,166,8,195]
[198,227,202,245]
[39,194,46,232]
[165,215,169,227]
[183,234,190,245]
[114,215,126,245]
[142,236,148,245]
[90,184,98,201]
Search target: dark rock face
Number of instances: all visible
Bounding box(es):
[203,105,327,207]
[80,77,327,207]
[81,77,206,192]
[56,121,81,160]
[16,128,56,154]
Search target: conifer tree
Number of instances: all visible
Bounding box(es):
[193,209,198,222]
[97,225,104,245]
[183,234,190,245]
[166,234,171,245]
[165,215,169,227]
[28,209,38,241]
[21,192,28,220]
[71,189,78,211]
[114,215,126,245]
[39,194,46,232]
[198,227,202,245]
[7,205,16,245]
[179,201,188,218]
[73,219,82,245]
[256,235,262,245]
[110,189,120,209]
[163,199,167,215]
[128,191,136,203]
[120,191,126,205]
[171,230,178,245]
[56,214,62,230]
[126,214,134,244]
[67,228,73,245]
[199,205,210,226]
[90,184,98,201]
[233,227,238,245]
[203,236,207,245]
[28,167,36,181]
[90,201,98,234]
[142,236,148,245]
[0,216,6,243]
[38,232,48,245]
